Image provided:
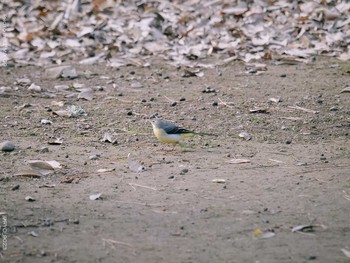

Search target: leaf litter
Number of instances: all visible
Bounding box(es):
[2,0,349,69]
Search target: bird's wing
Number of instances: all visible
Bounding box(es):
[161,120,193,134]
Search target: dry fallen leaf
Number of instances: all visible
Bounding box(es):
[340,86,350,93]
[97,168,115,173]
[127,153,145,173]
[101,132,112,143]
[253,229,276,239]
[341,248,350,258]
[239,131,252,141]
[89,193,102,200]
[15,169,42,178]
[212,178,226,183]
[226,159,251,164]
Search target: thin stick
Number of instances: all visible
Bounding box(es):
[164,95,175,102]
[343,191,350,202]
[128,184,137,191]
[288,105,319,114]
[218,98,234,108]
[128,183,157,191]
[102,238,132,248]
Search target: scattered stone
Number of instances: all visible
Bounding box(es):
[179,97,186,101]
[89,154,100,160]
[170,101,177,107]
[212,101,218,106]
[41,119,52,125]
[0,141,15,152]
[307,256,317,260]
[239,131,252,141]
[130,82,143,89]
[11,184,20,191]
[280,74,287,77]
[127,111,133,116]
[180,168,189,175]
[68,218,80,224]
[25,196,35,202]
[168,175,175,179]
[286,139,292,144]
[202,87,217,93]
[28,231,39,237]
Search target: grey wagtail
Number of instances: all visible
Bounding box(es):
[150,118,215,145]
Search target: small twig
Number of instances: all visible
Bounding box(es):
[102,238,132,248]
[280,116,303,121]
[218,98,234,108]
[128,184,136,191]
[164,95,175,103]
[343,191,350,202]
[114,200,163,206]
[288,105,319,114]
[14,236,23,243]
[268,159,284,163]
[128,183,157,191]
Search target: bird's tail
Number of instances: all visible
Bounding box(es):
[195,132,218,136]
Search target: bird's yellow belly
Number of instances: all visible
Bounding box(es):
[153,128,181,144]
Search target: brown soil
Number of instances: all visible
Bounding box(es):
[1,57,350,263]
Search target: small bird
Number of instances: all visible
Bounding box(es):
[150,118,213,145]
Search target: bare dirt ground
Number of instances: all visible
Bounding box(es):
[1,58,350,263]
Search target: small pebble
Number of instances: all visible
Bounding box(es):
[212,101,218,106]
[141,99,147,103]
[127,111,133,116]
[307,256,317,260]
[180,168,189,175]
[286,140,292,145]
[68,218,80,224]
[280,74,287,77]
[0,141,15,152]
[25,196,35,202]
[179,97,186,101]
[40,147,49,153]
[170,101,177,107]
[12,184,20,191]
[202,87,217,93]
[89,154,100,160]
[168,175,175,179]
